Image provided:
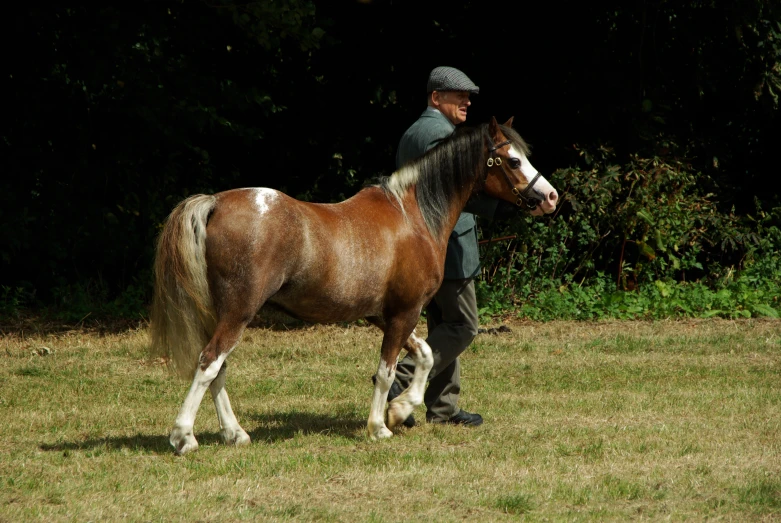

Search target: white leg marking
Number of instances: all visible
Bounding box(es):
[209,365,251,447]
[387,332,433,428]
[170,349,233,455]
[367,359,394,440]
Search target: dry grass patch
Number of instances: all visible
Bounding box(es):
[0,318,779,521]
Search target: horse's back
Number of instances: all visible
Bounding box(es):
[203,186,438,323]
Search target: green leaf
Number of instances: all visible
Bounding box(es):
[637,209,654,225]
[254,94,272,105]
[654,280,671,298]
[638,241,656,260]
[655,229,666,251]
[750,304,779,318]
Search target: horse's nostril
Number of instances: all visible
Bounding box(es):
[549,191,559,203]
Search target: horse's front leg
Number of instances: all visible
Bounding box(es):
[368,353,396,440]
[367,314,417,440]
[386,330,433,429]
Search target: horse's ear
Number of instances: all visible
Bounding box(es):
[489,116,499,136]
[503,116,514,128]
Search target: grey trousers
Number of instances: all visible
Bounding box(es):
[394,278,479,422]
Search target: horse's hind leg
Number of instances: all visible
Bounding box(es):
[386,330,433,429]
[169,322,246,455]
[209,361,250,447]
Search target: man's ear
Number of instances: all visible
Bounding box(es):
[430,90,441,108]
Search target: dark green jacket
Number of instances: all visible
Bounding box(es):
[396,108,499,279]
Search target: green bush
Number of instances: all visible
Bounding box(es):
[0,285,34,319]
[476,149,780,321]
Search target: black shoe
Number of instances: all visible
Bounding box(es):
[431,410,483,427]
[371,375,416,427]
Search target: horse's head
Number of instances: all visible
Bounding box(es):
[483,117,558,216]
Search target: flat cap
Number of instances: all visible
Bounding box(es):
[426,66,479,94]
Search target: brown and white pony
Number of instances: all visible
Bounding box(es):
[149,116,557,455]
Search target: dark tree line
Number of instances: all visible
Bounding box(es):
[2,1,779,315]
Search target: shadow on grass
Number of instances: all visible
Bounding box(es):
[38,411,366,454]
[247,411,367,442]
[2,304,376,337]
[0,316,150,337]
[39,433,177,454]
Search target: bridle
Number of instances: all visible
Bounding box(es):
[486,139,542,210]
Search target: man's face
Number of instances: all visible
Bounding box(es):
[433,90,471,125]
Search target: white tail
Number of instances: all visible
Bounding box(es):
[149,194,218,380]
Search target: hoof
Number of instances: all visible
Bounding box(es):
[368,425,393,440]
[386,401,413,429]
[170,426,199,456]
[220,427,251,447]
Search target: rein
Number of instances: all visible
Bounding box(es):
[487,139,543,210]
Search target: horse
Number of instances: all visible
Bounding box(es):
[149,116,558,455]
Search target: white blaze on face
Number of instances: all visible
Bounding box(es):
[254,188,279,214]
[507,145,558,214]
[508,145,538,186]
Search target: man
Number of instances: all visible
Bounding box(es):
[386,66,515,427]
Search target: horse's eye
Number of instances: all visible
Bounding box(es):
[509,158,521,169]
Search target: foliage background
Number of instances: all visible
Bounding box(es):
[2,1,779,320]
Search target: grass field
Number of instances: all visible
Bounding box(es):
[1,317,779,521]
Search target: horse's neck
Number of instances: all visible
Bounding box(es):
[392,157,483,247]
[438,178,479,245]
